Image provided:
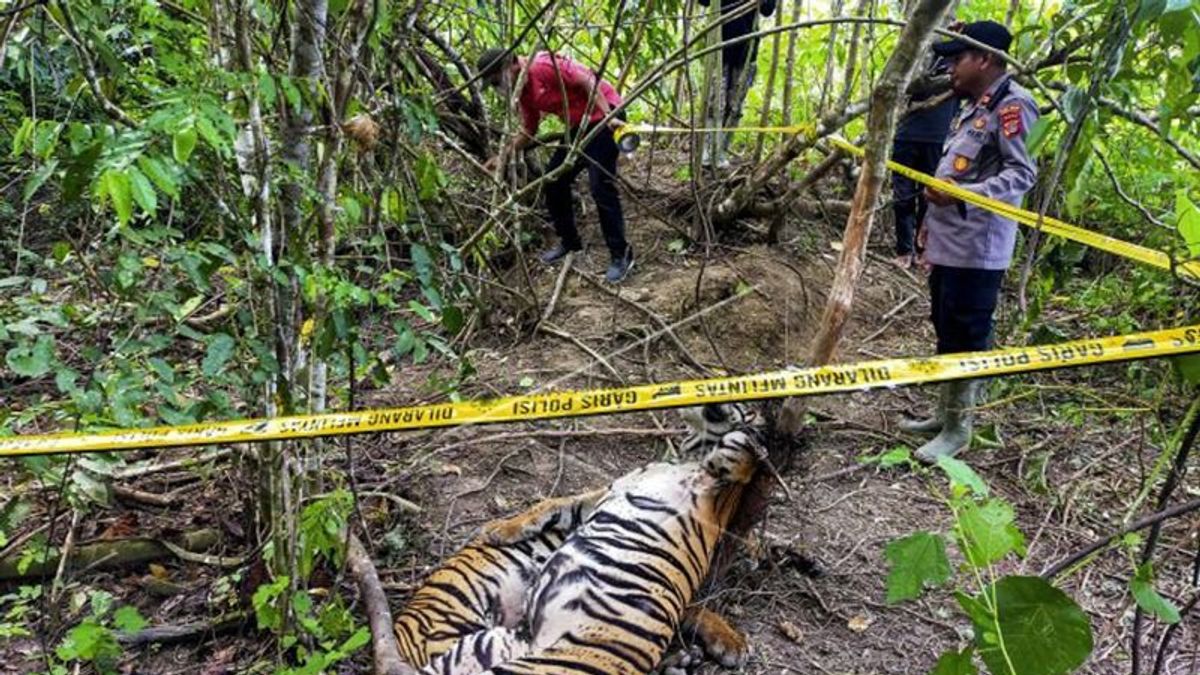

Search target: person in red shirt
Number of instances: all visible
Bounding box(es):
[477,48,633,283]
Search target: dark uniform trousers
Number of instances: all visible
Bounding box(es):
[544,125,628,259]
[891,141,944,256]
[930,265,1004,354]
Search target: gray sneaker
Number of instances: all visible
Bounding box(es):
[605,247,634,283]
[540,243,580,265]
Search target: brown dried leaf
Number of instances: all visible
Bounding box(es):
[777,620,804,643]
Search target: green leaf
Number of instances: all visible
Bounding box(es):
[202,333,236,376]
[173,126,198,165]
[11,117,34,157]
[956,498,1026,567]
[57,620,120,667]
[23,160,59,202]
[1130,563,1181,624]
[258,72,277,107]
[127,164,157,216]
[103,169,134,226]
[1175,190,1200,258]
[442,305,464,334]
[63,141,104,202]
[1173,354,1200,385]
[862,446,914,468]
[884,532,952,604]
[6,335,55,377]
[937,455,989,497]
[137,156,178,198]
[968,576,1093,675]
[1026,117,1056,156]
[409,300,436,323]
[931,648,978,675]
[112,606,148,633]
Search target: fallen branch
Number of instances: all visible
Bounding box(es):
[539,252,575,325]
[347,535,417,675]
[1040,497,1200,579]
[0,528,221,580]
[117,612,249,647]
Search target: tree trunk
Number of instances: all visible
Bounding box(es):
[754,10,785,163]
[712,0,955,586]
[780,0,804,127]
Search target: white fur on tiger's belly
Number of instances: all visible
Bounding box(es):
[420,627,530,675]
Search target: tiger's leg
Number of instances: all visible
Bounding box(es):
[476,488,606,545]
[421,627,530,675]
[679,606,749,669]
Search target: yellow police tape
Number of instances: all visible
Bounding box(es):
[616,124,1200,280]
[3,323,1199,457]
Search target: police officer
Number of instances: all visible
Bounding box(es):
[900,20,1039,463]
[698,0,777,169]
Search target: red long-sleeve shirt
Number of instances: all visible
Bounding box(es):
[517,52,623,135]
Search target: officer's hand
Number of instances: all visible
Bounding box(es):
[916,224,928,250]
[924,184,957,208]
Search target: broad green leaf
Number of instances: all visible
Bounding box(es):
[173,126,198,164]
[103,169,134,226]
[931,648,978,675]
[202,333,236,376]
[442,305,464,334]
[258,72,277,106]
[6,336,55,377]
[937,455,989,497]
[23,160,59,202]
[195,115,225,154]
[1175,190,1200,258]
[409,300,436,323]
[1172,354,1200,385]
[884,532,952,604]
[1130,563,1181,624]
[956,498,1026,567]
[968,576,1093,675]
[112,606,148,633]
[127,164,157,216]
[11,117,34,157]
[63,141,104,201]
[1026,117,1057,155]
[137,156,178,198]
[55,368,79,394]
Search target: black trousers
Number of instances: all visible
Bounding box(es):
[930,265,1005,354]
[891,140,944,256]
[545,126,628,259]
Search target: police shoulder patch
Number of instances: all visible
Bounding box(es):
[999,103,1023,138]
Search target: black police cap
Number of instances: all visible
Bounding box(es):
[932,20,1013,57]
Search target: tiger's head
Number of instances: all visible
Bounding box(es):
[678,402,763,458]
[702,427,766,485]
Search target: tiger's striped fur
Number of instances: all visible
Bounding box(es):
[420,408,764,675]
[395,403,752,671]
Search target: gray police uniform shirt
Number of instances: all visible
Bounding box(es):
[923,73,1039,270]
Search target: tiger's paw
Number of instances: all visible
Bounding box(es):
[682,607,750,669]
[477,515,534,545]
[655,645,705,675]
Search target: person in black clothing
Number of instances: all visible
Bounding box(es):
[698,0,777,169]
[891,51,959,268]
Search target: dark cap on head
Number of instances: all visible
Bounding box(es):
[932,20,1013,57]
[476,48,512,79]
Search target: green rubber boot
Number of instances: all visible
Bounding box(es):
[899,383,947,435]
[915,380,975,464]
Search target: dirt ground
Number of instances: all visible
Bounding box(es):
[4,151,1198,674]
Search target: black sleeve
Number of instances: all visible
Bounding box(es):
[760,0,777,16]
[698,0,710,7]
